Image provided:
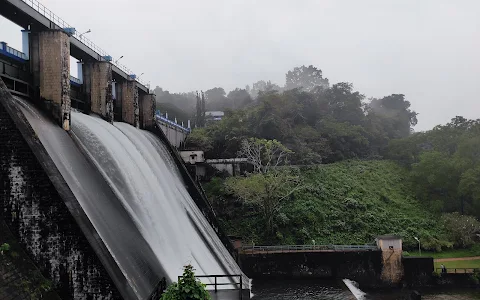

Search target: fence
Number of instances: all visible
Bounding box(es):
[178,274,244,299]
[436,268,479,274]
[241,244,378,253]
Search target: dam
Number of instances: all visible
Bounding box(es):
[0,79,249,299]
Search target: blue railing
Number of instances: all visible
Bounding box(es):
[0,42,28,61]
[69,75,82,86]
[155,113,191,133]
[19,0,148,87]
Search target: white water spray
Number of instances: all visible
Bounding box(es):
[343,279,367,300]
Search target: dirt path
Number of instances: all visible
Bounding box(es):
[435,256,480,262]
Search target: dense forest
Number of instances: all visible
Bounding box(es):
[157,65,480,251]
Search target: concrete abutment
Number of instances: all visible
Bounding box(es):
[30,30,71,130]
[81,61,114,122]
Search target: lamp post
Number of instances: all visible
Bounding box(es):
[414,237,421,256]
[79,29,91,39]
[114,56,124,64]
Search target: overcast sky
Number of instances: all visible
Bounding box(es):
[1,0,479,130]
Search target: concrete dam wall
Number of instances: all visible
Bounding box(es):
[0,80,248,299]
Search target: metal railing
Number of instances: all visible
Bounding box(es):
[155,114,191,133]
[436,268,479,274]
[20,0,147,87]
[4,45,28,60]
[242,244,378,253]
[69,75,81,85]
[178,275,244,299]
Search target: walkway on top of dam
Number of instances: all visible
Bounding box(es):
[241,244,378,254]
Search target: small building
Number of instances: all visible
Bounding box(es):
[180,150,205,165]
[375,235,403,284]
[205,111,224,122]
[375,235,402,251]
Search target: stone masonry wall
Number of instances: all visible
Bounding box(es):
[89,62,113,122]
[0,91,121,299]
[121,80,138,126]
[140,94,155,129]
[381,250,403,285]
[38,30,71,130]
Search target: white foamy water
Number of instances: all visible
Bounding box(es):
[70,112,246,289]
[343,279,367,300]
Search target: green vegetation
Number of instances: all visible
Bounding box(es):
[434,260,480,270]
[166,64,480,254]
[160,265,211,300]
[206,160,454,250]
[412,244,480,259]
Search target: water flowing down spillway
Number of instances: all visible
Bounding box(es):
[11,96,247,299]
[70,112,245,287]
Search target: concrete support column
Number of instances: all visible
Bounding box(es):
[120,79,139,127]
[140,93,155,129]
[77,61,83,84]
[36,30,71,130]
[21,30,30,59]
[82,62,113,122]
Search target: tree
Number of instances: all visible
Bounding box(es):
[411,151,460,212]
[366,94,418,139]
[238,138,292,173]
[249,80,282,98]
[205,87,229,111]
[441,213,480,248]
[227,88,252,109]
[185,128,213,152]
[285,65,329,92]
[161,265,211,300]
[226,139,303,232]
[226,170,302,233]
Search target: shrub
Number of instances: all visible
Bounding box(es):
[161,265,211,300]
[0,243,10,255]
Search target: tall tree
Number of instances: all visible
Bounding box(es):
[367,94,418,139]
[285,65,329,92]
[226,138,303,232]
[227,88,252,109]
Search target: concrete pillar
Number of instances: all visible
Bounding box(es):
[36,30,71,130]
[21,30,29,59]
[140,93,155,129]
[112,81,116,100]
[77,61,83,84]
[120,79,139,127]
[82,61,113,122]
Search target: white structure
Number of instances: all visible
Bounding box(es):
[180,150,205,165]
[205,111,224,122]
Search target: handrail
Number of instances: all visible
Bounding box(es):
[155,114,191,133]
[241,244,378,252]
[19,0,146,87]
[436,268,479,274]
[178,274,244,299]
[69,75,81,85]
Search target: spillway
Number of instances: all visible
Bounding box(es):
[71,111,244,284]
[10,95,247,299]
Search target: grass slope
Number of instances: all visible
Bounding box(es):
[216,160,449,250]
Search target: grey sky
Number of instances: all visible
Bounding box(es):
[1,0,479,130]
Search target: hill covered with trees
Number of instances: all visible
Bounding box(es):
[163,64,480,252]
